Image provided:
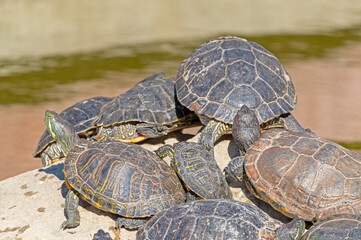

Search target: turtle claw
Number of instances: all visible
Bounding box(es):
[60,219,80,230]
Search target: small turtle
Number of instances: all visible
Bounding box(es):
[176,36,301,149]
[136,199,305,240]
[44,110,186,229]
[226,105,361,222]
[301,214,361,240]
[34,96,113,166]
[155,141,232,200]
[93,72,199,143]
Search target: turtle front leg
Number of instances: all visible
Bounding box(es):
[61,189,80,229]
[116,216,147,230]
[224,156,245,186]
[199,120,231,150]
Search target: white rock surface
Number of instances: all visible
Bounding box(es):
[0,132,288,240]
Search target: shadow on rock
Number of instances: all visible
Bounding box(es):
[38,162,64,181]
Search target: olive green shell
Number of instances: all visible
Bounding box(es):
[176,36,296,124]
[172,142,232,199]
[245,128,361,221]
[301,214,361,240]
[94,73,195,128]
[64,140,186,217]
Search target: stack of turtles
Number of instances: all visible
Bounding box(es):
[35,36,361,239]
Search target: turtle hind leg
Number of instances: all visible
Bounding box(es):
[41,143,64,167]
[198,120,231,150]
[116,217,147,230]
[61,189,80,229]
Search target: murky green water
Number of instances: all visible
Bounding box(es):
[1,26,360,106]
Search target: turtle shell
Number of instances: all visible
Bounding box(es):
[94,72,195,128]
[136,199,284,239]
[176,36,296,124]
[244,128,361,222]
[173,142,232,199]
[301,214,361,240]
[34,96,113,158]
[64,140,186,218]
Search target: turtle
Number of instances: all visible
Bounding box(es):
[155,141,232,200]
[34,96,113,166]
[300,214,361,240]
[176,36,302,150]
[93,72,199,143]
[44,110,186,229]
[225,105,361,222]
[136,199,305,240]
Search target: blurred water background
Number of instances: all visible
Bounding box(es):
[0,0,361,180]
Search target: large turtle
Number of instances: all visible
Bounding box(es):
[226,105,361,222]
[155,141,232,200]
[34,96,113,166]
[44,110,186,229]
[136,199,305,240]
[93,72,199,143]
[176,36,301,149]
[301,214,361,240]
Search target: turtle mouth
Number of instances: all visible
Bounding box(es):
[51,157,62,164]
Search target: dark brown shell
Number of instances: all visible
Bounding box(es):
[245,128,361,221]
[173,142,232,199]
[176,36,296,124]
[64,140,186,217]
[94,73,194,127]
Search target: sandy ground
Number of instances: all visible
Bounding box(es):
[0,43,360,181]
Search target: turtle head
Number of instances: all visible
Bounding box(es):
[44,110,79,156]
[275,218,305,240]
[155,144,176,167]
[232,105,261,153]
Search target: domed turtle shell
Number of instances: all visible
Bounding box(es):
[34,96,113,166]
[301,214,361,240]
[137,199,305,240]
[64,140,186,218]
[244,128,361,222]
[171,141,232,199]
[93,72,197,141]
[176,36,296,125]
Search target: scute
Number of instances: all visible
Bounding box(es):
[301,214,361,240]
[65,139,186,217]
[176,36,296,124]
[94,73,193,127]
[173,142,232,199]
[245,128,361,221]
[136,199,283,240]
